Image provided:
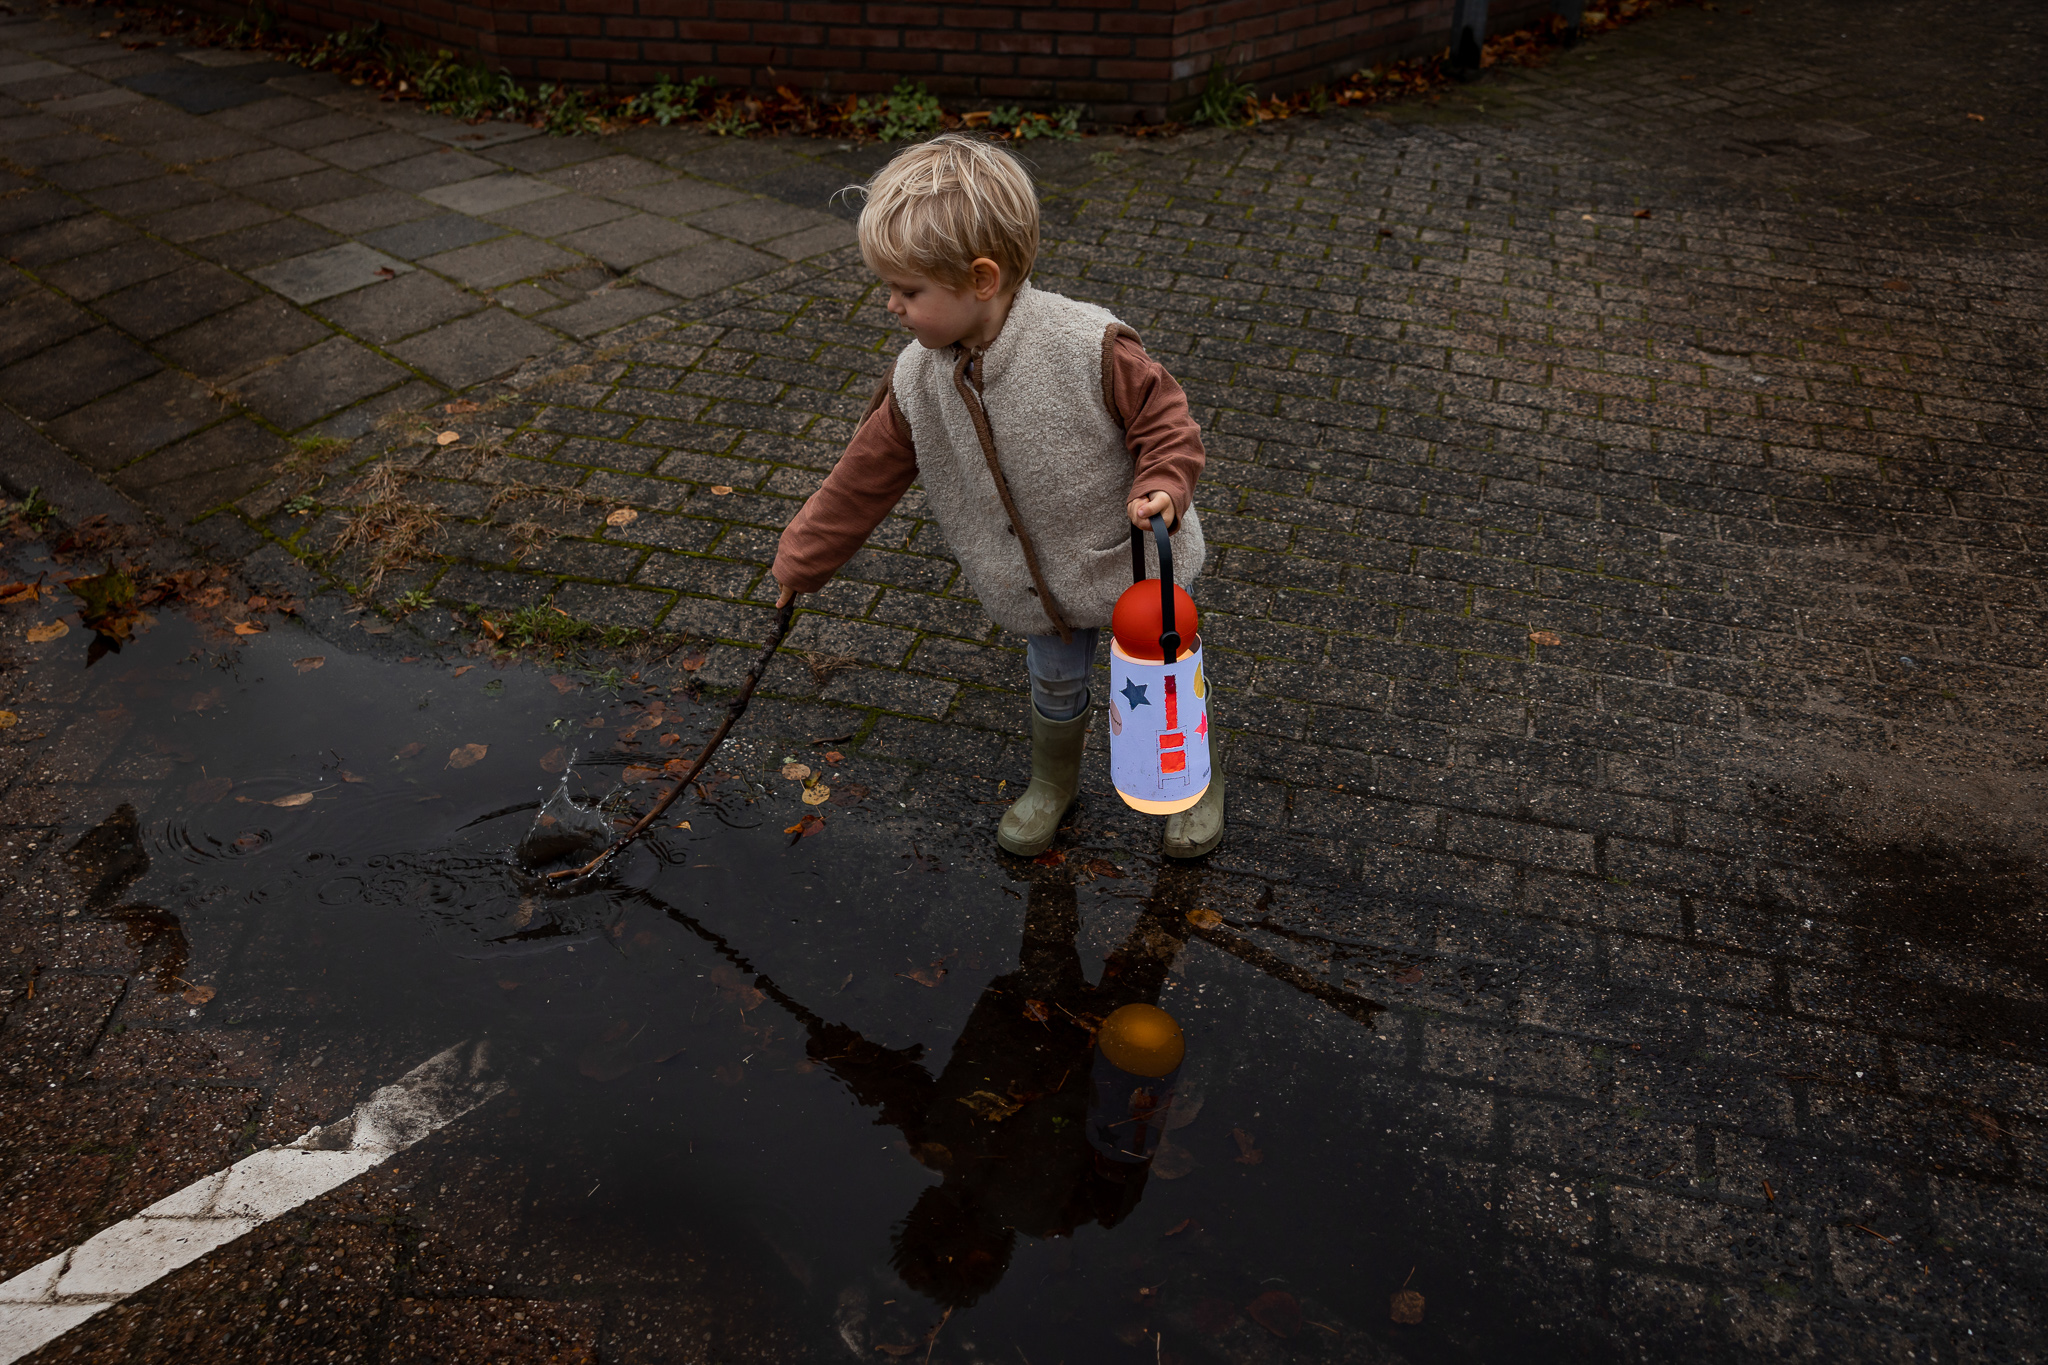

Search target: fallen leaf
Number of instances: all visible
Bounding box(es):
[1187,907,1223,929]
[823,750,843,764]
[606,507,638,526]
[26,621,68,643]
[875,1344,919,1359]
[395,742,425,759]
[956,1089,1022,1122]
[1529,630,1562,646]
[1632,208,1653,219]
[238,792,314,808]
[1390,1289,1425,1325]
[898,959,948,987]
[801,784,831,805]
[1084,857,1123,879]
[678,650,707,672]
[708,485,733,495]
[68,567,143,641]
[1033,849,1066,867]
[1881,279,1911,291]
[1023,998,1051,1024]
[622,764,663,783]
[232,620,266,635]
[673,820,691,830]
[186,776,231,803]
[182,983,216,1005]
[911,1141,952,1168]
[1164,1093,1204,1131]
[1392,965,1423,984]
[340,770,366,784]
[293,656,325,673]
[1246,1290,1302,1338]
[1967,113,1985,122]
[549,674,576,693]
[436,430,461,445]
[374,266,397,279]
[783,813,825,839]
[0,711,14,729]
[1192,1298,1239,1335]
[246,596,268,612]
[0,582,40,605]
[445,399,482,414]
[829,783,868,804]
[1581,213,1596,221]
[1163,1218,1195,1237]
[447,743,488,769]
[452,664,475,678]
[539,746,569,774]
[478,617,503,641]
[1232,1127,1264,1165]
[781,762,812,781]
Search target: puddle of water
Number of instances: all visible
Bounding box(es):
[11,536,2045,1364]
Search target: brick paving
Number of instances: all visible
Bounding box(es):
[5,0,2048,1360]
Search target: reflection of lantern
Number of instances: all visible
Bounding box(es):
[1087,1004,1185,1164]
[1109,516,1210,815]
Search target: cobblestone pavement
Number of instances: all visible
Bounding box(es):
[5,0,2048,1360]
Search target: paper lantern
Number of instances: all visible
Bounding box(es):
[1087,1003,1186,1165]
[1108,516,1210,816]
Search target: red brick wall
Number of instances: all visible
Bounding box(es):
[220,0,1548,123]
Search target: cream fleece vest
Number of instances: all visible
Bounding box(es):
[891,282,1206,638]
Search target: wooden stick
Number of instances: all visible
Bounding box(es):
[546,600,796,881]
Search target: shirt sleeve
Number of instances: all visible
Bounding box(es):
[770,388,918,595]
[1110,331,1206,528]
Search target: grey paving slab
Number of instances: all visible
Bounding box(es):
[422,173,567,216]
[483,192,632,237]
[157,295,333,383]
[93,260,257,340]
[144,195,279,244]
[40,148,159,191]
[313,129,436,171]
[390,307,556,387]
[38,237,189,301]
[559,212,710,269]
[240,166,373,210]
[0,185,88,234]
[606,176,746,218]
[365,147,501,192]
[188,216,341,270]
[543,154,673,196]
[409,119,541,150]
[32,87,142,114]
[358,212,501,261]
[7,131,117,166]
[146,129,267,164]
[634,240,782,297]
[0,326,160,420]
[0,210,133,265]
[418,234,580,290]
[313,270,484,345]
[44,368,221,471]
[299,189,437,235]
[483,135,609,173]
[265,111,386,149]
[85,173,220,217]
[203,92,325,131]
[201,146,326,189]
[249,242,414,305]
[116,66,271,113]
[685,196,842,245]
[534,286,675,338]
[228,334,408,430]
[108,416,284,520]
[759,220,858,260]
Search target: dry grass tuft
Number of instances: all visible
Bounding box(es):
[803,651,861,687]
[330,461,446,590]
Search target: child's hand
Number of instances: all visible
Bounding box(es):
[776,584,797,608]
[1128,491,1177,529]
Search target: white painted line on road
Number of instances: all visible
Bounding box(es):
[0,1040,504,1364]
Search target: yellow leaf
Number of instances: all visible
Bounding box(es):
[781,762,811,781]
[606,508,638,526]
[436,430,461,445]
[673,820,691,830]
[26,621,68,643]
[0,711,14,728]
[1528,630,1562,646]
[448,743,488,769]
[293,656,325,673]
[232,619,266,635]
[1187,908,1223,929]
[801,784,830,805]
[274,792,314,807]
[709,485,733,495]
[182,983,216,1005]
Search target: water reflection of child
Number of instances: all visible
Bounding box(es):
[799,871,1192,1308]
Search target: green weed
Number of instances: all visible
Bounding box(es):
[626,74,711,125]
[854,81,944,141]
[1191,60,1255,127]
[3,486,58,529]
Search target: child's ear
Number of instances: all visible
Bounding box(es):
[970,257,1003,301]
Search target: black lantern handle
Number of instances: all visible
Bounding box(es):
[1129,513,1177,661]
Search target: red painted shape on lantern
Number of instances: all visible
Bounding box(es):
[1112,581,1199,661]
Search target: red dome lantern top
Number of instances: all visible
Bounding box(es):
[1112,580,1198,661]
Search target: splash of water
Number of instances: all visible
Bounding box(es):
[516,779,615,869]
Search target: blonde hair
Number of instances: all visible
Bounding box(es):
[853,134,1040,292]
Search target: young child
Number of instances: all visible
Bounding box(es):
[771,134,1223,859]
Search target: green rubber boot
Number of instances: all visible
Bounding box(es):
[996,702,1090,857]
[1163,767,1225,859]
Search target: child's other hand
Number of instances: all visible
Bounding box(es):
[1128,491,1176,529]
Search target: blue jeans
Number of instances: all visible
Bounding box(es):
[1026,628,1099,721]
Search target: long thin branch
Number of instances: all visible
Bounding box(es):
[546,600,797,881]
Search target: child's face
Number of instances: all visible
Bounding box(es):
[880,259,1008,351]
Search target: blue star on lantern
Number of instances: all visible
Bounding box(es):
[1120,679,1150,710]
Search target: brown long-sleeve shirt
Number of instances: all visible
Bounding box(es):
[771,333,1205,595]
